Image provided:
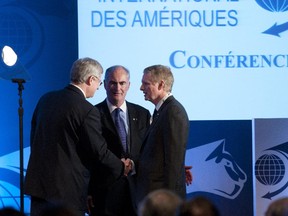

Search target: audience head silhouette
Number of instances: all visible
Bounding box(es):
[177,196,220,216]
[265,197,288,216]
[138,189,183,216]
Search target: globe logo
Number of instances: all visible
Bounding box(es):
[0,13,33,57]
[255,154,285,185]
[0,180,21,209]
[255,0,288,12]
[0,6,45,69]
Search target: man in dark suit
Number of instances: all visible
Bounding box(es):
[136,64,190,206]
[24,58,132,216]
[87,65,151,216]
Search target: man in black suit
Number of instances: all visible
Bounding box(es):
[136,64,190,206]
[24,58,132,216]
[87,65,151,216]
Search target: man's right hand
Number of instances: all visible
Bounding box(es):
[121,158,132,176]
[86,195,94,215]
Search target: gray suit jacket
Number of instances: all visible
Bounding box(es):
[24,85,123,212]
[136,96,189,205]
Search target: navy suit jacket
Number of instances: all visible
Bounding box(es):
[24,85,123,212]
[136,96,190,205]
[89,100,150,214]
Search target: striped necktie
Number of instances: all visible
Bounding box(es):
[114,108,127,152]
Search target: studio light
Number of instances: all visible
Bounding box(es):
[0,45,30,214]
[2,45,18,66]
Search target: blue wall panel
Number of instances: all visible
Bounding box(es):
[0,0,78,213]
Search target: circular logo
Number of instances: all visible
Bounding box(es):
[0,180,20,209]
[0,13,33,57]
[255,154,285,185]
[255,0,288,12]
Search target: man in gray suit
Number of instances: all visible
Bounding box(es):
[87,65,151,216]
[24,58,131,216]
[136,64,190,206]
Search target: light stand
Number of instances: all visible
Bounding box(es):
[0,45,30,215]
[12,78,25,214]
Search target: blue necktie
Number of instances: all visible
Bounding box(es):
[114,108,127,152]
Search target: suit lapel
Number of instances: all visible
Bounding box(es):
[141,96,175,151]
[127,102,137,154]
[158,95,174,113]
[97,101,118,136]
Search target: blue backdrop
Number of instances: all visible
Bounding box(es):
[0,0,78,213]
[1,1,287,216]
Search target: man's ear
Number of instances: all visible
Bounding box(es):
[158,80,165,90]
[86,75,93,86]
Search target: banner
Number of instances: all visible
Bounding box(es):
[254,118,288,216]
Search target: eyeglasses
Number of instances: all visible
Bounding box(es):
[92,75,103,86]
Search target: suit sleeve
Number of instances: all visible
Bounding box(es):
[80,106,124,179]
[163,104,189,189]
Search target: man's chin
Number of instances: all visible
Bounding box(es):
[144,97,151,102]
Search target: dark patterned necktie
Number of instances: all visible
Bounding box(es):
[152,109,158,123]
[114,108,127,152]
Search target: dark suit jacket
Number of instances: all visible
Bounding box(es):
[24,85,123,212]
[136,96,189,205]
[89,100,151,215]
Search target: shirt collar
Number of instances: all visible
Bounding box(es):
[106,98,127,114]
[70,83,86,98]
[155,92,172,111]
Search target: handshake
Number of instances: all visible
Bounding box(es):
[121,158,133,176]
[120,159,193,185]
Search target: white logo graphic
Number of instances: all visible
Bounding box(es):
[186,139,247,199]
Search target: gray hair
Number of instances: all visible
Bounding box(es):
[143,64,174,92]
[104,65,130,81]
[138,189,182,216]
[70,57,103,84]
